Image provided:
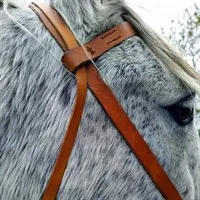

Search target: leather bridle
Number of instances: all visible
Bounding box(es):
[29,2,182,200]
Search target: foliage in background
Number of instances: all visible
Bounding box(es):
[162,3,200,69]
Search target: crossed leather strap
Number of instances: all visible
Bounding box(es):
[29,2,182,200]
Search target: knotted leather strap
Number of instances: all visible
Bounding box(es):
[30,2,182,200]
[61,22,137,72]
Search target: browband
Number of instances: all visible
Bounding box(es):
[29,2,182,200]
[62,22,137,72]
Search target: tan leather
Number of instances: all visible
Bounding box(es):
[30,2,78,51]
[86,64,182,200]
[30,3,88,200]
[61,22,137,72]
[30,2,183,200]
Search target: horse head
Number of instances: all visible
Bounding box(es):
[0,0,200,199]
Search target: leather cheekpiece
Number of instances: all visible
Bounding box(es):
[29,2,183,200]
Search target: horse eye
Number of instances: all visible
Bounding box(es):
[167,105,194,125]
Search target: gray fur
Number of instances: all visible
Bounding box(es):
[0,0,200,200]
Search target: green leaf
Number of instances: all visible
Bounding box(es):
[196,109,200,113]
[188,31,193,37]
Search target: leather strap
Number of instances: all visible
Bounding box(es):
[30,3,88,200]
[30,2,78,51]
[61,22,137,72]
[29,2,182,200]
[86,64,182,200]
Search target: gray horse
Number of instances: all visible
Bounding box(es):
[0,0,200,199]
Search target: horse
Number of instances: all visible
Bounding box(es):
[0,0,200,199]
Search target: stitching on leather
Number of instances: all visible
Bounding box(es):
[107,36,122,45]
[101,29,116,39]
